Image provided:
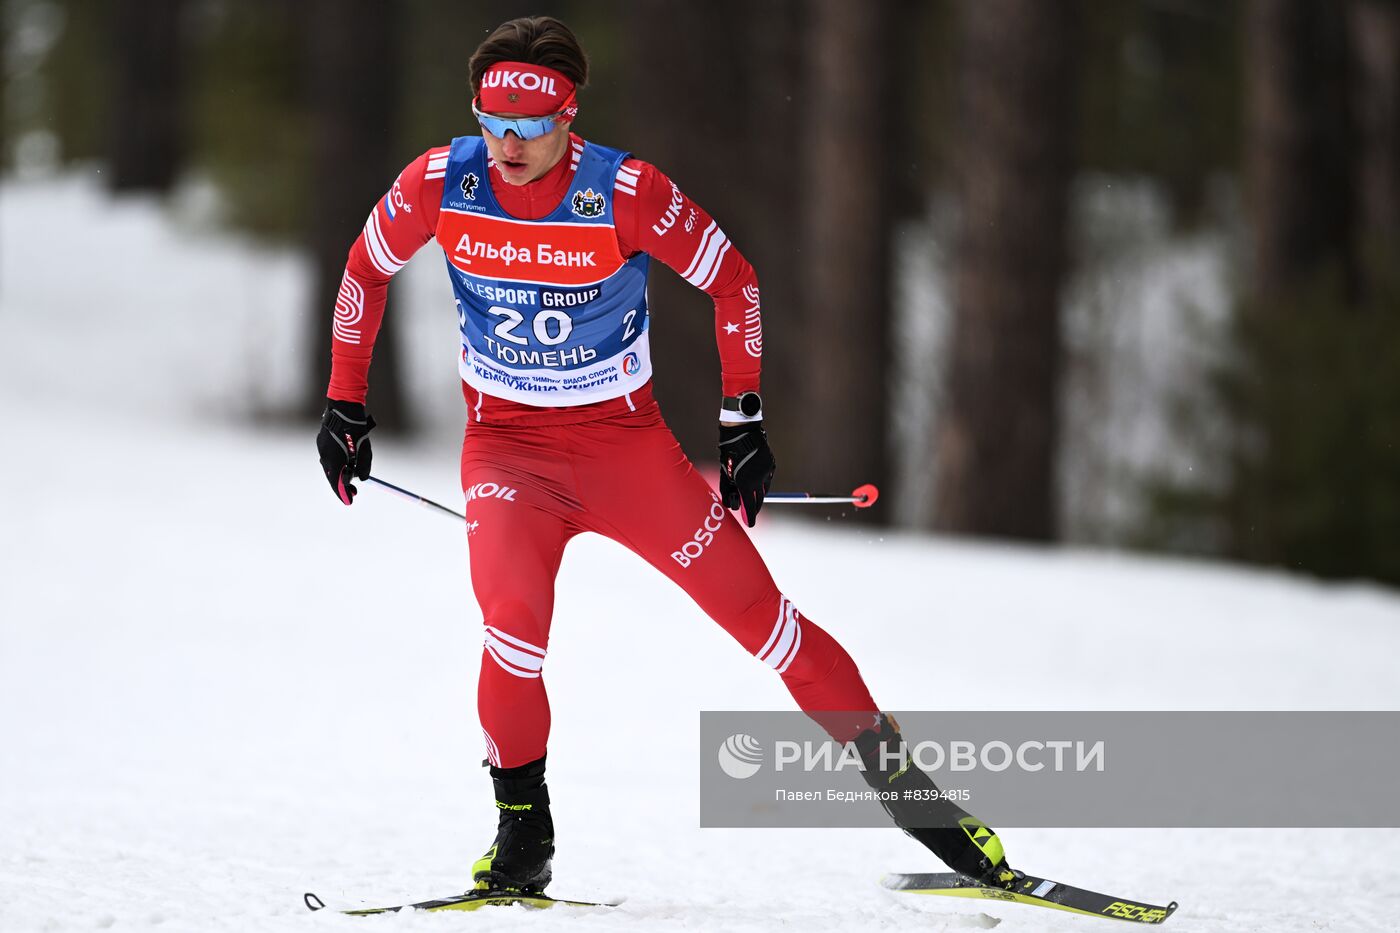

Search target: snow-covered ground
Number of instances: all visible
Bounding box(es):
[4,175,1400,932]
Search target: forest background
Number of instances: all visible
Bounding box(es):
[5,0,1398,586]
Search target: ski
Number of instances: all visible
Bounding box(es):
[303,889,620,915]
[882,871,1178,924]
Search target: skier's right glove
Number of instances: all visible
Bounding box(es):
[317,398,375,505]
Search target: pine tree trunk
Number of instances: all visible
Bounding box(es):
[1349,0,1400,288]
[933,0,1076,541]
[303,0,408,430]
[622,0,748,463]
[798,0,894,505]
[107,0,186,193]
[1246,0,1355,306]
[0,4,6,176]
[739,0,804,455]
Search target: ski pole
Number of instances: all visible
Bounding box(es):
[764,483,880,508]
[366,477,879,523]
[366,475,467,521]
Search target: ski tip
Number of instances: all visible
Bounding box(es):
[851,483,880,508]
[304,892,326,912]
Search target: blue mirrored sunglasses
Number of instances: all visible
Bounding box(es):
[472,99,565,141]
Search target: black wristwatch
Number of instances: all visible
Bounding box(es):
[722,392,764,418]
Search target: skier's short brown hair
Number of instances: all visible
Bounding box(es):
[469,16,589,97]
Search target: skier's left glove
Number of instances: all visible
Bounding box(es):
[719,421,775,528]
[317,399,375,505]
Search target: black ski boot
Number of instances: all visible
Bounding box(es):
[471,756,555,894]
[854,715,1017,888]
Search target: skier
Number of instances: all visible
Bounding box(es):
[315,15,1014,896]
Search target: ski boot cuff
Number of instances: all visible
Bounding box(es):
[854,714,910,778]
[489,754,547,783]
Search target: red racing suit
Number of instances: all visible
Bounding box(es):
[328,134,879,767]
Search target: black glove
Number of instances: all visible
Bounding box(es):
[719,421,775,528]
[317,399,375,505]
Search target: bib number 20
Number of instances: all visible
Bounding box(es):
[490,305,574,347]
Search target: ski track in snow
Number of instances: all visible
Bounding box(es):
[3,176,1400,932]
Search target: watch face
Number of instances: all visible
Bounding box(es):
[739,392,762,417]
